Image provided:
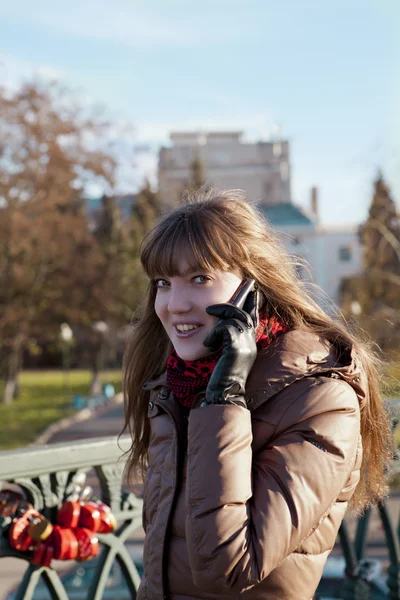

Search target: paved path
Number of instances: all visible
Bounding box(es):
[45,401,125,444]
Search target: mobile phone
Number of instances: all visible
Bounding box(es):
[229,279,256,310]
[229,279,260,329]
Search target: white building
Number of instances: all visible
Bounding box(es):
[260,197,362,310]
[158,131,291,206]
[302,229,362,310]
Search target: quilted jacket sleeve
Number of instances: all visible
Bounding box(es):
[185,377,360,593]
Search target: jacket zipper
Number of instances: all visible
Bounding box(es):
[156,391,185,600]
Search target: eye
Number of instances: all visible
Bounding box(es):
[193,275,212,284]
[154,278,170,289]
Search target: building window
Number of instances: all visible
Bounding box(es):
[273,142,282,157]
[280,161,289,181]
[263,181,273,199]
[339,246,352,262]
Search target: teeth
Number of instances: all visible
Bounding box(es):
[176,324,198,332]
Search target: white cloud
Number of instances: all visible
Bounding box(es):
[0,53,65,89]
[0,2,197,48]
[0,1,276,49]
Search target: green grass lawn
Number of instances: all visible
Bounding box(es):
[0,369,122,450]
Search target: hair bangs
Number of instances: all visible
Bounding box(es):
[141,209,233,279]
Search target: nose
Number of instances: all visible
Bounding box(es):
[167,286,192,314]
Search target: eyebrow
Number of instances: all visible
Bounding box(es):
[153,266,209,279]
[178,266,200,277]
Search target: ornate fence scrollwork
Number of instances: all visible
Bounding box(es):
[336,401,400,599]
[338,502,400,599]
[0,436,143,600]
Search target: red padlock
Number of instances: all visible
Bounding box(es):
[78,502,101,532]
[57,501,81,528]
[62,530,79,560]
[52,525,79,560]
[75,528,99,561]
[27,514,53,542]
[31,542,54,567]
[42,544,54,567]
[9,507,39,552]
[96,503,117,534]
[31,542,47,566]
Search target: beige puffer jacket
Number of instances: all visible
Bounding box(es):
[138,330,364,600]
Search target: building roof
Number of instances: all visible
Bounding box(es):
[259,203,315,227]
[169,131,243,146]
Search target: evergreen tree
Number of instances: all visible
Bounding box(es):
[133,179,162,235]
[126,180,163,311]
[187,155,207,191]
[341,172,400,351]
[88,193,146,394]
[96,195,124,249]
[361,172,400,311]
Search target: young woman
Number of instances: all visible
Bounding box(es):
[123,189,392,600]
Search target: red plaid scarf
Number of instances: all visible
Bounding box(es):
[166,313,289,408]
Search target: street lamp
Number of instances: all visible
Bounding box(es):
[92,321,108,335]
[90,321,109,395]
[60,323,73,396]
[350,301,362,316]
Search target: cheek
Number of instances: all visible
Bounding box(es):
[208,278,243,305]
[154,294,165,321]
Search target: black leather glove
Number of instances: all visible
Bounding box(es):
[201,302,257,408]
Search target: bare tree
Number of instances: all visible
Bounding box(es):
[0,79,127,403]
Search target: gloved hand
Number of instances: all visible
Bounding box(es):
[202,302,257,407]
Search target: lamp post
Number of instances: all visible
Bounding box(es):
[60,323,73,396]
[90,321,109,395]
[350,301,362,316]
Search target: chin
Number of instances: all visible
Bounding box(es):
[175,346,209,362]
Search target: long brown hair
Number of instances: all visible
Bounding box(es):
[123,188,393,511]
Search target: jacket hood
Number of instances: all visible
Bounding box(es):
[246,329,367,411]
[143,329,368,411]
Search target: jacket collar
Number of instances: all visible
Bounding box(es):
[245,329,367,411]
[142,372,168,392]
[142,329,367,411]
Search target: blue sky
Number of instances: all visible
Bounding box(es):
[0,0,399,226]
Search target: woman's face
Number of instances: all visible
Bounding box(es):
[154,258,242,361]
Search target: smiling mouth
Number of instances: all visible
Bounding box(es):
[174,324,202,337]
[175,324,200,333]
